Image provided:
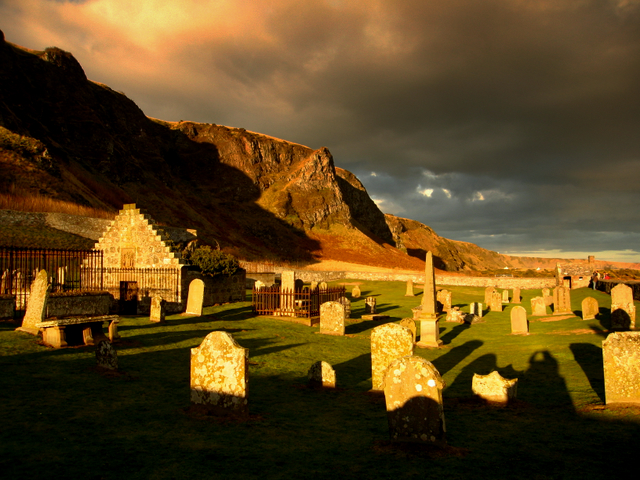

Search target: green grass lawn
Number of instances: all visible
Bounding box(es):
[1,281,638,480]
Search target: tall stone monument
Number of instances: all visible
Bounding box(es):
[512,287,521,304]
[190,331,249,416]
[417,252,442,348]
[370,323,414,391]
[280,271,296,315]
[383,355,446,445]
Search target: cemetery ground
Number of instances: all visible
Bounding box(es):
[1,282,639,480]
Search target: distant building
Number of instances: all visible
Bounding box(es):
[555,256,596,289]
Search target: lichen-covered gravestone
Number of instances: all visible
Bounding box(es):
[581,297,599,321]
[383,355,446,445]
[96,340,118,371]
[510,306,529,334]
[190,331,249,416]
[370,323,414,391]
[399,318,417,343]
[351,285,361,298]
[603,332,640,405]
[405,279,415,297]
[445,306,464,323]
[308,361,336,388]
[150,295,165,323]
[472,371,517,405]
[17,269,50,335]
[365,296,377,314]
[320,301,345,336]
[531,296,547,316]
[610,284,636,330]
[185,279,204,316]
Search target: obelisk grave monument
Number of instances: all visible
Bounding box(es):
[417,251,443,348]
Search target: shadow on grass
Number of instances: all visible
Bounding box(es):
[440,323,471,345]
[333,353,372,389]
[431,340,483,377]
[570,343,605,402]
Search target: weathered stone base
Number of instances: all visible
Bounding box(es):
[361,314,390,321]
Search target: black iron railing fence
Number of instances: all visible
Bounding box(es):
[252,286,345,318]
[0,247,104,310]
[89,267,182,303]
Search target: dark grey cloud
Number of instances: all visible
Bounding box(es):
[2,0,640,261]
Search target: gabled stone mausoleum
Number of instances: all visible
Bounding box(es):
[92,204,245,313]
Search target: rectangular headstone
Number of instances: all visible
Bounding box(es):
[581,297,599,321]
[320,301,345,336]
[510,306,529,334]
[185,279,204,315]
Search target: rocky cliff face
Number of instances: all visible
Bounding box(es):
[0,33,398,262]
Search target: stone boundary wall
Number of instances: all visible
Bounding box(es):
[46,292,112,318]
[245,273,277,288]
[0,294,15,320]
[598,280,640,301]
[183,268,247,308]
[291,270,556,289]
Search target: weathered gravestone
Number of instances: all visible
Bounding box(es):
[338,296,351,318]
[472,371,517,405]
[512,287,521,304]
[445,306,465,323]
[502,290,510,303]
[531,296,547,316]
[510,306,529,334]
[581,297,599,321]
[320,301,345,336]
[399,318,417,343]
[190,331,249,416]
[405,279,415,297]
[351,285,361,298]
[603,332,640,405]
[542,288,550,297]
[308,360,336,389]
[383,355,446,445]
[294,279,304,291]
[1,270,9,294]
[17,269,50,335]
[370,323,414,391]
[150,295,165,323]
[96,340,118,371]
[365,296,377,314]
[610,284,636,330]
[489,291,502,312]
[185,279,204,316]
[553,286,572,315]
[484,287,495,307]
[470,302,483,317]
[436,289,452,313]
[310,281,318,291]
[543,288,553,306]
[417,251,442,348]
[254,280,265,290]
[319,281,328,290]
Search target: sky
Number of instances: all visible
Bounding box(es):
[2,0,640,263]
